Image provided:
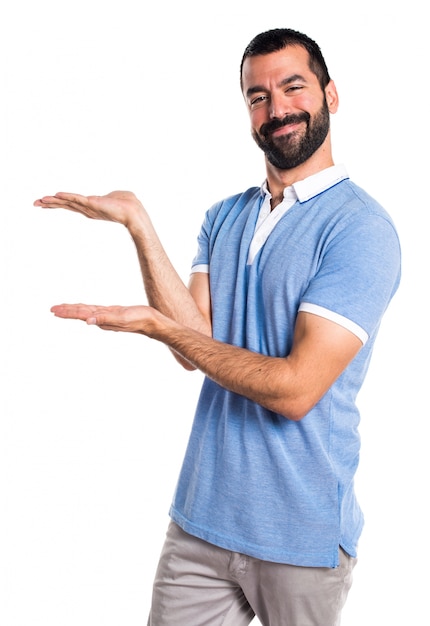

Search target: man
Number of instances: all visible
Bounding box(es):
[34,28,401,626]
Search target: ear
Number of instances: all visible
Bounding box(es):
[325,80,339,114]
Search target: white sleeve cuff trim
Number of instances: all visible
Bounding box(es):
[298,302,369,345]
[190,264,209,274]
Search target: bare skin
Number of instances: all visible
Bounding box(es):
[34,45,361,421]
[241,46,339,205]
[34,190,211,370]
[49,302,361,421]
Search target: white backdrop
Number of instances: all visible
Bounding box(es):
[1,1,427,624]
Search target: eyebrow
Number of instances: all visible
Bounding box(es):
[245,74,307,99]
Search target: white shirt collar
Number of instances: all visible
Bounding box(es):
[261,164,349,203]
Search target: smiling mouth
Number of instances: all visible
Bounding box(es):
[270,122,303,138]
[260,113,309,140]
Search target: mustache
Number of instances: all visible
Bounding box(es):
[260,112,310,139]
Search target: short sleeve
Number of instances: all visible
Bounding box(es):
[191,208,214,273]
[300,213,401,338]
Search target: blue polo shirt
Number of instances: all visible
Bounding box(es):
[169,165,401,567]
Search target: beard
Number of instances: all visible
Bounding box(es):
[252,98,330,170]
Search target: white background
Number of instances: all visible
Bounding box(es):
[1,1,427,624]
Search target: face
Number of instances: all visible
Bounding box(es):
[241,46,338,170]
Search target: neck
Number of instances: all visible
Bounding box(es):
[265,136,334,209]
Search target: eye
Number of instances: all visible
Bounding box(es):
[286,85,304,94]
[249,95,268,108]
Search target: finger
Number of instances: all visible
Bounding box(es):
[35,193,70,204]
[86,319,121,332]
[85,307,146,332]
[85,308,130,327]
[34,195,67,207]
[34,192,119,223]
[51,303,101,320]
[50,304,150,334]
[35,191,94,208]
[34,196,81,211]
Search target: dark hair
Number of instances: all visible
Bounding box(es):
[240,28,331,91]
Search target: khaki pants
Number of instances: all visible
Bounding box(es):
[147,521,356,626]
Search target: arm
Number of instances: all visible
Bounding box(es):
[168,271,211,370]
[50,303,362,421]
[34,191,212,369]
[126,208,212,369]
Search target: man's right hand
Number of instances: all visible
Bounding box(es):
[36,187,213,368]
[34,190,144,229]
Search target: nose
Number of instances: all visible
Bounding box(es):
[269,92,289,120]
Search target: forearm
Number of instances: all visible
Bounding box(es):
[127,212,211,337]
[50,303,360,419]
[149,315,303,420]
